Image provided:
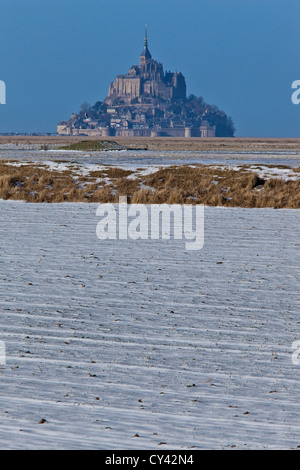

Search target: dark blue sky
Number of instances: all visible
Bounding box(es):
[0,0,299,137]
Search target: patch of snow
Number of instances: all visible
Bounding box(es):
[0,202,299,449]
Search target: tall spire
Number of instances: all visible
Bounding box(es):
[140,24,151,60]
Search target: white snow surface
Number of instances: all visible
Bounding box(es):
[0,201,299,449]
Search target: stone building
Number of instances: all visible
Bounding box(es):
[105,28,186,106]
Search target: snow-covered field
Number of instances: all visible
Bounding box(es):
[0,201,299,449]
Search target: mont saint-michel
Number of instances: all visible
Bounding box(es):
[57,30,235,138]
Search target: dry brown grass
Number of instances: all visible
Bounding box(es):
[0,162,82,202]
[89,168,134,179]
[0,161,299,208]
[140,166,300,208]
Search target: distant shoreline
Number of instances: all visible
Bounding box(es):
[1,136,300,152]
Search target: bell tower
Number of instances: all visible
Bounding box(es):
[140,25,152,67]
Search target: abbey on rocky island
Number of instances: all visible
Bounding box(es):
[57,29,234,138]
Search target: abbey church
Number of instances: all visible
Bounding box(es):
[57,30,234,138]
[106,29,186,105]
